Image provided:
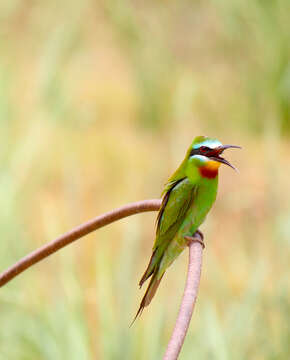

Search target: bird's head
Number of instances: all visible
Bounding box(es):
[186,136,241,181]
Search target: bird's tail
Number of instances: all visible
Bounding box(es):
[130,245,167,326]
[131,269,164,326]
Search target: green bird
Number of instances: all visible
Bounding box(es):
[135,136,240,320]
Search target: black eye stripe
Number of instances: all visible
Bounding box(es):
[201,146,211,152]
[189,148,199,156]
[189,146,212,157]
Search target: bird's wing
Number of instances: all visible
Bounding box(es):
[138,177,195,288]
[154,177,195,249]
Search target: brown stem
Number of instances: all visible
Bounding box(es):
[163,232,204,360]
[0,198,204,359]
[0,199,161,287]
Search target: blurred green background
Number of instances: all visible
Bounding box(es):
[0,0,290,359]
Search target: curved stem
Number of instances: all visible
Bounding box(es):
[163,234,203,360]
[0,199,161,287]
[0,198,204,359]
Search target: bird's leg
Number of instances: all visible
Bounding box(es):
[184,229,205,249]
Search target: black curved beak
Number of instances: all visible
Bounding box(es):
[210,144,241,171]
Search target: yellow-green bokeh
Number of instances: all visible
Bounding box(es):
[0,1,289,359]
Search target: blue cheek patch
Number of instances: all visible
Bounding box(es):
[191,155,208,166]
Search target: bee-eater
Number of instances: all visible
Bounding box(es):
[135,136,240,320]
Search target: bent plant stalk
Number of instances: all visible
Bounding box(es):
[163,234,203,360]
[0,199,161,287]
[0,199,204,360]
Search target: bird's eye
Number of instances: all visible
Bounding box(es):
[200,146,210,153]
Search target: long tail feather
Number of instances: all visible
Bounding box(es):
[139,249,157,288]
[139,243,168,288]
[131,271,164,326]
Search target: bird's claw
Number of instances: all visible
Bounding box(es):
[184,230,205,249]
[195,229,204,242]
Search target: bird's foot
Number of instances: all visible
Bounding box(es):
[184,230,205,249]
[195,229,204,242]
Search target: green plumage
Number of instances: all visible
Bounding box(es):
[133,136,239,320]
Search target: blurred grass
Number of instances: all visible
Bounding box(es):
[0,0,289,359]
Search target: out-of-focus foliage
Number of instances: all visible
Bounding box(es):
[0,0,289,359]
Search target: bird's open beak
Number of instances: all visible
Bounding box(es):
[209,145,241,171]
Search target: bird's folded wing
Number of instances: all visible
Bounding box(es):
[154,178,195,250]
